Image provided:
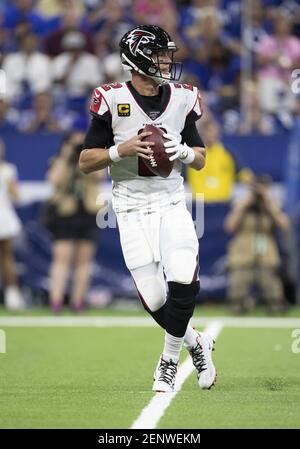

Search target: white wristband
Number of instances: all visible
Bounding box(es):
[179,144,195,165]
[108,145,122,162]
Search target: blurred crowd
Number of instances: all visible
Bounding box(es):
[1,0,300,135]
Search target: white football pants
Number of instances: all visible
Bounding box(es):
[116,201,199,312]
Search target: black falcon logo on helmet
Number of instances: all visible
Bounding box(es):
[126,29,155,56]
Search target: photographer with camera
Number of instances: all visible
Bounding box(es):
[45,132,104,312]
[224,175,290,313]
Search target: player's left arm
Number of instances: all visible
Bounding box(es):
[181,118,206,170]
[164,112,206,170]
[189,145,206,170]
[164,86,206,170]
[184,87,206,170]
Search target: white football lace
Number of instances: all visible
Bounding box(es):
[149,154,157,167]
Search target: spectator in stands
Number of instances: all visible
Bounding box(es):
[4,18,33,53]
[183,4,222,50]
[264,0,300,29]
[224,175,290,313]
[79,0,109,37]
[183,46,211,91]
[18,92,72,133]
[221,0,241,40]
[182,2,241,55]
[0,25,11,66]
[181,2,241,114]
[88,0,135,58]
[37,0,85,18]
[0,138,24,310]
[2,0,46,36]
[256,10,300,116]
[239,80,278,134]
[0,98,18,131]
[131,0,190,61]
[243,0,268,53]
[46,132,104,312]
[133,0,178,36]
[188,120,252,202]
[208,39,240,114]
[102,52,128,83]
[43,7,95,56]
[2,30,52,104]
[52,31,102,99]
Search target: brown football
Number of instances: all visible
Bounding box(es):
[138,124,174,178]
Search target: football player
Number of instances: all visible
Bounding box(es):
[80,25,216,392]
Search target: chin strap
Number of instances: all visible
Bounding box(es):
[145,73,170,86]
[121,54,170,86]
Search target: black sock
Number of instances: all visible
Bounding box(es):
[150,304,167,329]
[136,281,200,337]
[165,281,199,338]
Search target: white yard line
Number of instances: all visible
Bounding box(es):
[130,321,224,430]
[0,316,300,328]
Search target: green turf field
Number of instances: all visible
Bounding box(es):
[0,309,300,428]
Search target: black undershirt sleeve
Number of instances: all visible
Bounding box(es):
[84,113,114,149]
[181,111,204,147]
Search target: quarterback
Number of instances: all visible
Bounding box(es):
[79,25,216,392]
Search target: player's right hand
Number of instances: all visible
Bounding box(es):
[117,132,154,160]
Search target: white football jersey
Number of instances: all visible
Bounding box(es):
[90,81,202,212]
